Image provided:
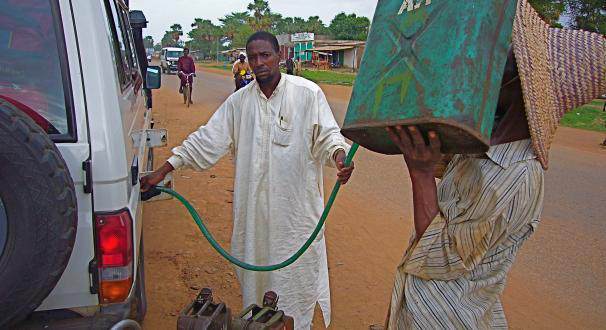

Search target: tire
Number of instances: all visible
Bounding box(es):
[0,100,78,328]
[184,85,191,108]
[129,236,147,322]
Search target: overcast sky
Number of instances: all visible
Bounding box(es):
[130,0,379,44]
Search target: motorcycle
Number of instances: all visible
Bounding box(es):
[236,69,254,91]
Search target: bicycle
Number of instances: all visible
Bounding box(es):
[179,72,195,108]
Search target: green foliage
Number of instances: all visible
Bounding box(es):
[328,13,370,40]
[231,25,254,48]
[247,0,272,31]
[219,11,253,48]
[153,43,162,52]
[164,1,373,54]
[565,0,606,33]
[161,24,183,47]
[528,0,566,26]
[188,19,223,58]
[143,36,154,49]
[528,0,605,33]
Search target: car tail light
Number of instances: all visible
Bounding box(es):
[95,210,133,304]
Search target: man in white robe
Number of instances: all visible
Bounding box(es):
[141,31,354,329]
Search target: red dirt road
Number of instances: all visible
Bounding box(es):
[142,67,606,329]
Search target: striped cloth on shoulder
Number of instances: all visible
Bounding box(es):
[387,139,544,329]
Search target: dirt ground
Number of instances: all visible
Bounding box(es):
[142,67,606,329]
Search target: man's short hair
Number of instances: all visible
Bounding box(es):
[246,31,280,53]
[184,47,189,52]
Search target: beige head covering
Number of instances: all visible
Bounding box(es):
[512,0,606,169]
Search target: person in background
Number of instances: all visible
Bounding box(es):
[177,47,196,104]
[286,57,294,75]
[295,58,302,76]
[232,52,252,91]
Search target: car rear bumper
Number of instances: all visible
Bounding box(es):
[16,298,139,330]
[16,315,140,330]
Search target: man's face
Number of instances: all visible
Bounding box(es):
[239,55,246,63]
[184,49,189,56]
[247,40,280,84]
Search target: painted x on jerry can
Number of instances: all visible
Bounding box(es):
[342,0,518,154]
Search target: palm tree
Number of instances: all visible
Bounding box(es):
[169,23,183,43]
[247,0,271,31]
[305,16,327,34]
[220,12,250,40]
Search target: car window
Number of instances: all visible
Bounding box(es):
[103,0,132,89]
[118,5,139,71]
[167,51,182,58]
[0,0,74,138]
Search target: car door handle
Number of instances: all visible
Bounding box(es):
[131,156,139,186]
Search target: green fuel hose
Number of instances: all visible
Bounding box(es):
[156,143,359,272]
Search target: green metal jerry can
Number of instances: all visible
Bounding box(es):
[342,0,517,154]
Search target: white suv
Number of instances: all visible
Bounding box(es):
[160,47,184,74]
[0,0,166,328]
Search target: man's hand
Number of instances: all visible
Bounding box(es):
[386,126,441,239]
[335,149,354,185]
[140,161,174,192]
[386,126,441,176]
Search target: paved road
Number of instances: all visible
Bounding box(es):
[143,67,606,329]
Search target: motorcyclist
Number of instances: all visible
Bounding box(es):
[177,47,195,104]
[232,52,252,91]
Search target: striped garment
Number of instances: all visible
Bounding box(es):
[387,139,545,329]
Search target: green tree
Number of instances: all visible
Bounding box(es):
[161,24,184,47]
[267,12,285,34]
[273,16,330,35]
[153,43,162,52]
[232,25,254,48]
[247,0,272,31]
[283,17,308,34]
[220,12,253,48]
[143,36,154,49]
[293,17,307,32]
[188,19,222,59]
[305,16,329,34]
[273,16,292,35]
[528,0,605,33]
[564,0,606,33]
[528,0,566,26]
[329,13,370,40]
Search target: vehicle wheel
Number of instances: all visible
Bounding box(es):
[184,85,191,107]
[0,100,78,328]
[129,236,147,322]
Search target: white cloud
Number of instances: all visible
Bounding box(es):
[129,0,378,43]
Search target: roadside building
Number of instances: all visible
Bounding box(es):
[306,40,366,70]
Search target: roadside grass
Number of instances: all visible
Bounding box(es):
[560,100,606,132]
[299,70,355,86]
[197,61,231,71]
